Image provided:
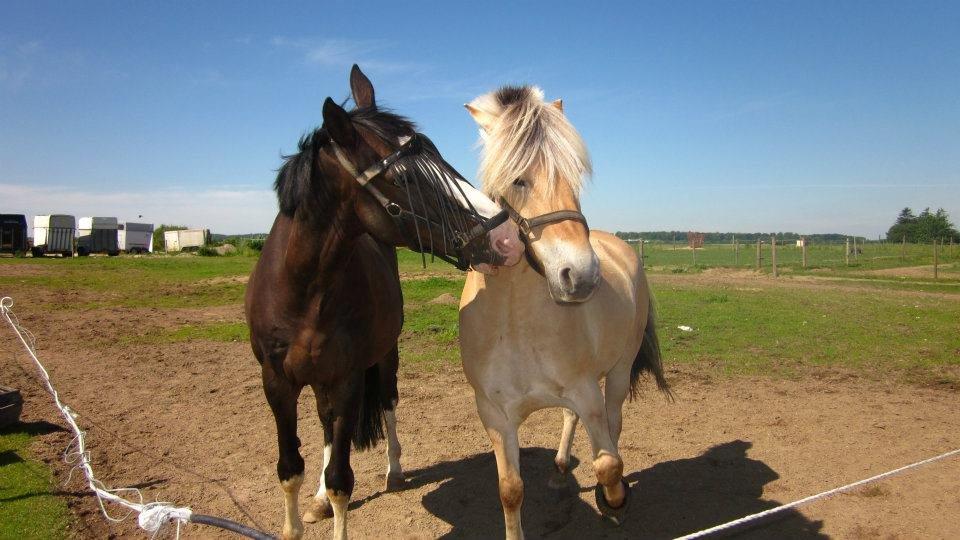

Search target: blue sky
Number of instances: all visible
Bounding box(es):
[2,1,958,237]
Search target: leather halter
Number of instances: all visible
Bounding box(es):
[330,134,509,270]
[498,195,589,277]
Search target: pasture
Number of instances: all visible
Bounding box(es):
[636,240,960,278]
[1,252,958,538]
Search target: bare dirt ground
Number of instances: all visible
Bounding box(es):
[2,297,959,539]
[861,265,959,280]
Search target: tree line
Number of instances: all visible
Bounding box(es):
[886,208,958,244]
[614,231,851,244]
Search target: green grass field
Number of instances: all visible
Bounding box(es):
[0,424,70,540]
[636,241,960,277]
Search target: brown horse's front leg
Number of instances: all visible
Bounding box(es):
[263,366,305,539]
[323,375,364,540]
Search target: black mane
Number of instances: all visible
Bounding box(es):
[273,107,416,217]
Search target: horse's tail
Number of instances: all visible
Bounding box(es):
[629,293,672,401]
[353,363,386,450]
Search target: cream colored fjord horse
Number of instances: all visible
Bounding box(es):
[459,86,670,539]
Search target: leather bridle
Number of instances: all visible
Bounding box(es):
[330,133,509,270]
[498,195,589,276]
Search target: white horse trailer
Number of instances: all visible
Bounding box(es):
[77,217,119,256]
[164,229,209,252]
[118,222,154,254]
[32,215,75,257]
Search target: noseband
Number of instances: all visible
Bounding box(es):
[331,134,509,270]
[498,195,589,277]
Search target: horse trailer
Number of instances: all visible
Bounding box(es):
[77,217,120,256]
[32,214,76,257]
[118,222,155,254]
[164,228,209,252]
[0,214,28,254]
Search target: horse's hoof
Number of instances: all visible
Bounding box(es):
[281,524,304,540]
[303,498,333,523]
[385,472,406,492]
[547,471,574,497]
[594,479,630,526]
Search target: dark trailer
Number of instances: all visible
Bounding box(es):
[0,214,28,254]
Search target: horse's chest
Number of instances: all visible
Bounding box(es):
[284,294,402,382]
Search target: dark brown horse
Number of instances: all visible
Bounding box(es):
[245,66,522,540]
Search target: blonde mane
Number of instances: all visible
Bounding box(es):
[470,86,591,201]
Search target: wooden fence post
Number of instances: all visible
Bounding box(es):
[934,239,939,280]
[801,236,807,268]
[735,241,740,266]
[756,239,762,270]
[771,235,778,277]
[901,235,906,262]
[845,238,850,266]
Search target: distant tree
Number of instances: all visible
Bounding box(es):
[886,207,918,242]
[886,207,958,243]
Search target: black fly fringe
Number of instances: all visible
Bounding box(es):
[391,150,479,269]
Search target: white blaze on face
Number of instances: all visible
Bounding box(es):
[417,159,524,271]
[449,179,524,269]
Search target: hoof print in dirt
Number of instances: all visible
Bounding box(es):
[385,472,406,492]
[594,479,631,526]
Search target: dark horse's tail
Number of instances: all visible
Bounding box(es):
[629,293,672,401]
[352,364,386,450]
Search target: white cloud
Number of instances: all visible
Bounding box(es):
[269,36,422,73]
[1,183,278,235]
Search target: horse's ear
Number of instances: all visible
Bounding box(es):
[465,104,498,133]
[350,64,376,109]
[323,97,357,147]
[551,99,563,113]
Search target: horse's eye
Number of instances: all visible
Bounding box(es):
[512,179,527,188]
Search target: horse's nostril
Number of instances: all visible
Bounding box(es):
[559,267,574,290]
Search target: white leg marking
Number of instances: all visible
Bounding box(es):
[303,445,332,523]
[327,489,350,540]
[315,444,332,498]
[384,401,405,491]
[385,407,402,474]
[280,474,304,539]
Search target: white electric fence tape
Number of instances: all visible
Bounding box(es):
[673,447,959,539]
[1,296,193,538]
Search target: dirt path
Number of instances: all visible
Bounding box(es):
[2,299,959,540]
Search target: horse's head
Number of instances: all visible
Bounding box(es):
[277,65,522,272]
[467,86,599,303]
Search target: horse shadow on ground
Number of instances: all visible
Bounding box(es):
[406,440,827,539]
[0,419,65,437]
